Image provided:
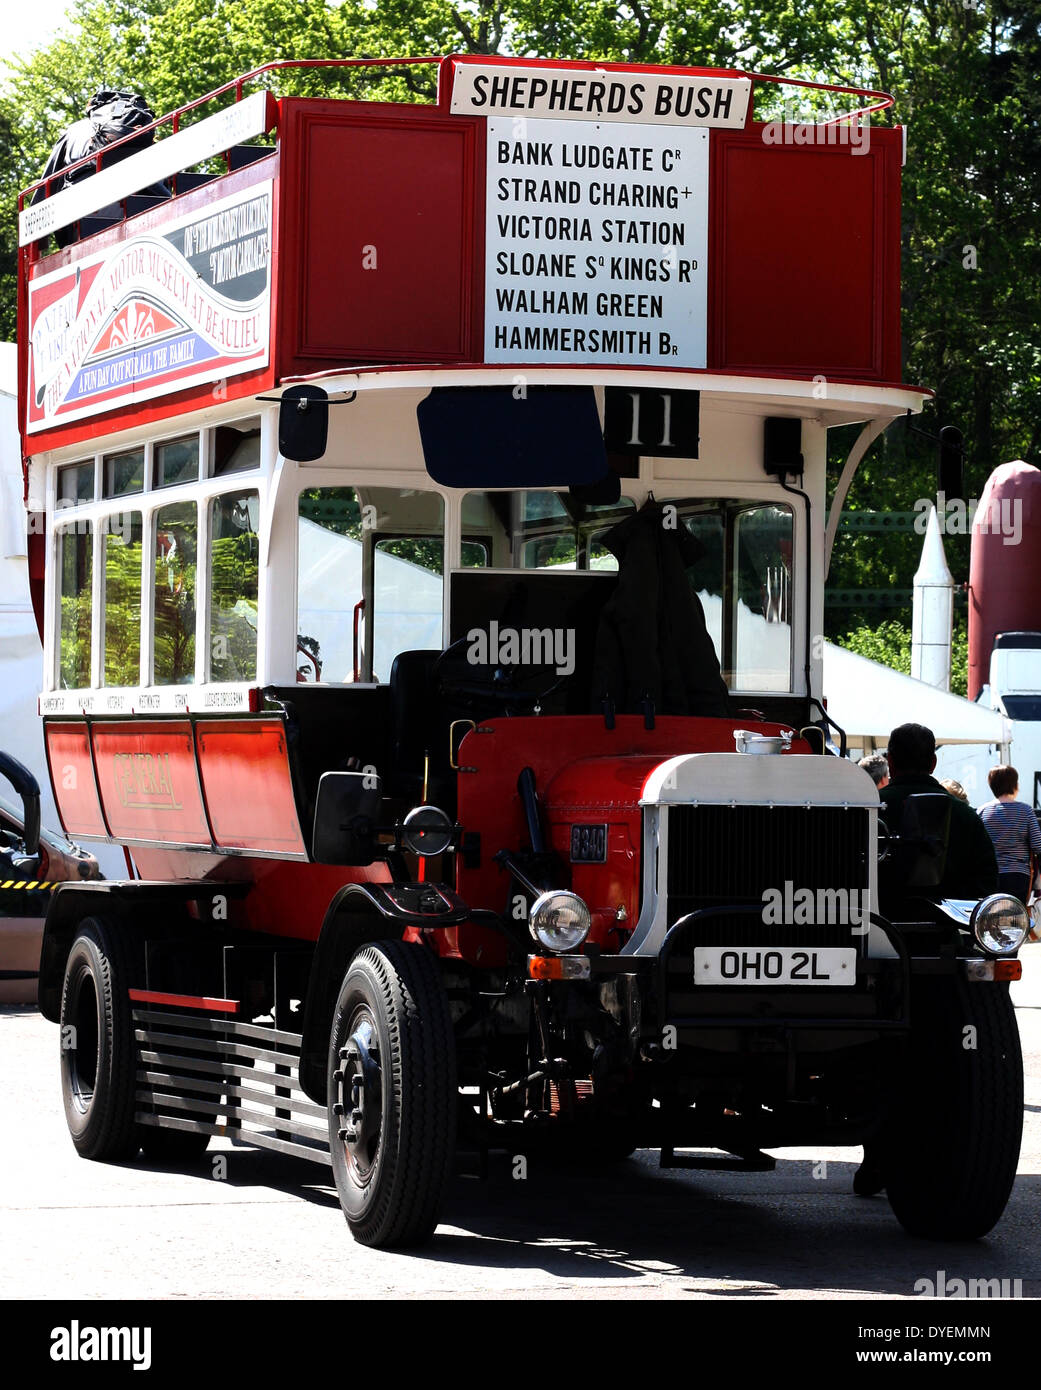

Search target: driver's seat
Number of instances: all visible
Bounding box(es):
[386,650,452,808]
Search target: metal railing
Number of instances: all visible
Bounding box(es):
[18,57,443,213]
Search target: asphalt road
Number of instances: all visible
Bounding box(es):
[2,955,1040,1301]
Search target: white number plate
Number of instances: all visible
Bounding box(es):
[693,946,856,986]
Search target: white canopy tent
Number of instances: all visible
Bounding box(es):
[823,640,1011,805]
[822,641,1009,748]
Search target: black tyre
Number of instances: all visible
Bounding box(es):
[884,975,1023,1240]
[59,917,139,1161]
[327,940,456,1248]
[137,1126,210,1162]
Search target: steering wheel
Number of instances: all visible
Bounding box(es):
[433,635,565,715]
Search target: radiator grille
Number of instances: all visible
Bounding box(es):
[666,804,870,947]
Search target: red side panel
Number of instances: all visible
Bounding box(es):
[710,127,902,381]
[278,100,480,374]
[130,849,393,942]
[196,718,307,857]
[91,721,210,846]
[45,722,108,838]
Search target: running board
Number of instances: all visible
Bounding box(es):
[132,1003,331,1166]
[659,1145,776,1172]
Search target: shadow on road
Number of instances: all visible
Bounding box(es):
[124,1138,1041,1297]
[420,1153,1041,1297]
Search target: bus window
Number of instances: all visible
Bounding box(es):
[734,506,793,690]
[103,515,143,686]
[154,436,200,489]
[154,503,197,685]
[298,487,444,683]
[373,531,444,681]
[461,540,489,567]
[58,524,92,688]
[57,460,95,506]
[679,501,793,692]
[679,506,724,662]
[298,487,361,683]
[209,490,259,681]
[102,448,144,499]
[213,422,261,477]
[463,490,634,571]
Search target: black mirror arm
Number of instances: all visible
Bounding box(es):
[0,751,41,857]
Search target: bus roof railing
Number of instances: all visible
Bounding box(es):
[18,55,894,249]
[17,57,442,247]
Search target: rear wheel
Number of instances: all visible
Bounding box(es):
[327,940,456,1248]
[884,974,1022,1239]
[59,917,139,1161]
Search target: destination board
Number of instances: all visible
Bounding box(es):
[484,119,708,368]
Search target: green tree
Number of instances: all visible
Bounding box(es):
[825,3,1040,654]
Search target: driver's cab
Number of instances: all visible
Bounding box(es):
[287,440,801,816]
[295,479,795,688]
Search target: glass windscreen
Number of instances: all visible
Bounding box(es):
[679,500,793,691]
[462,490,635,570]
[458,491,793,693]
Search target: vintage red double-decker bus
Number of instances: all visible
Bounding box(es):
[17,55,1025,1248]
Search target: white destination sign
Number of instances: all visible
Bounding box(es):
[452,63,751,129]
[484,119,708,368]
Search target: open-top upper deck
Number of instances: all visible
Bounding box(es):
[18,55,916,458]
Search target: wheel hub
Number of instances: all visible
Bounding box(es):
[336,1012,382,1182]
[67,968,100,1113]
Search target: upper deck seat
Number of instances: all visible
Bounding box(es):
[228,144,276,170]
[173,171,216,193]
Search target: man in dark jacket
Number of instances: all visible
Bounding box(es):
[854,721,998,1200]
[878,722,997,899]
[590,499,730,717]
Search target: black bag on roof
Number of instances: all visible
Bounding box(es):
[32,89,170,244]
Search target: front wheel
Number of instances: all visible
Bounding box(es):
[327,940,457,1248]
[883,974,1023,1240]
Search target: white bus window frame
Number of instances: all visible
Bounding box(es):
[43,413,269,699]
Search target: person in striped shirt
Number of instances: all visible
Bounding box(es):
[977,765,1041,907]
